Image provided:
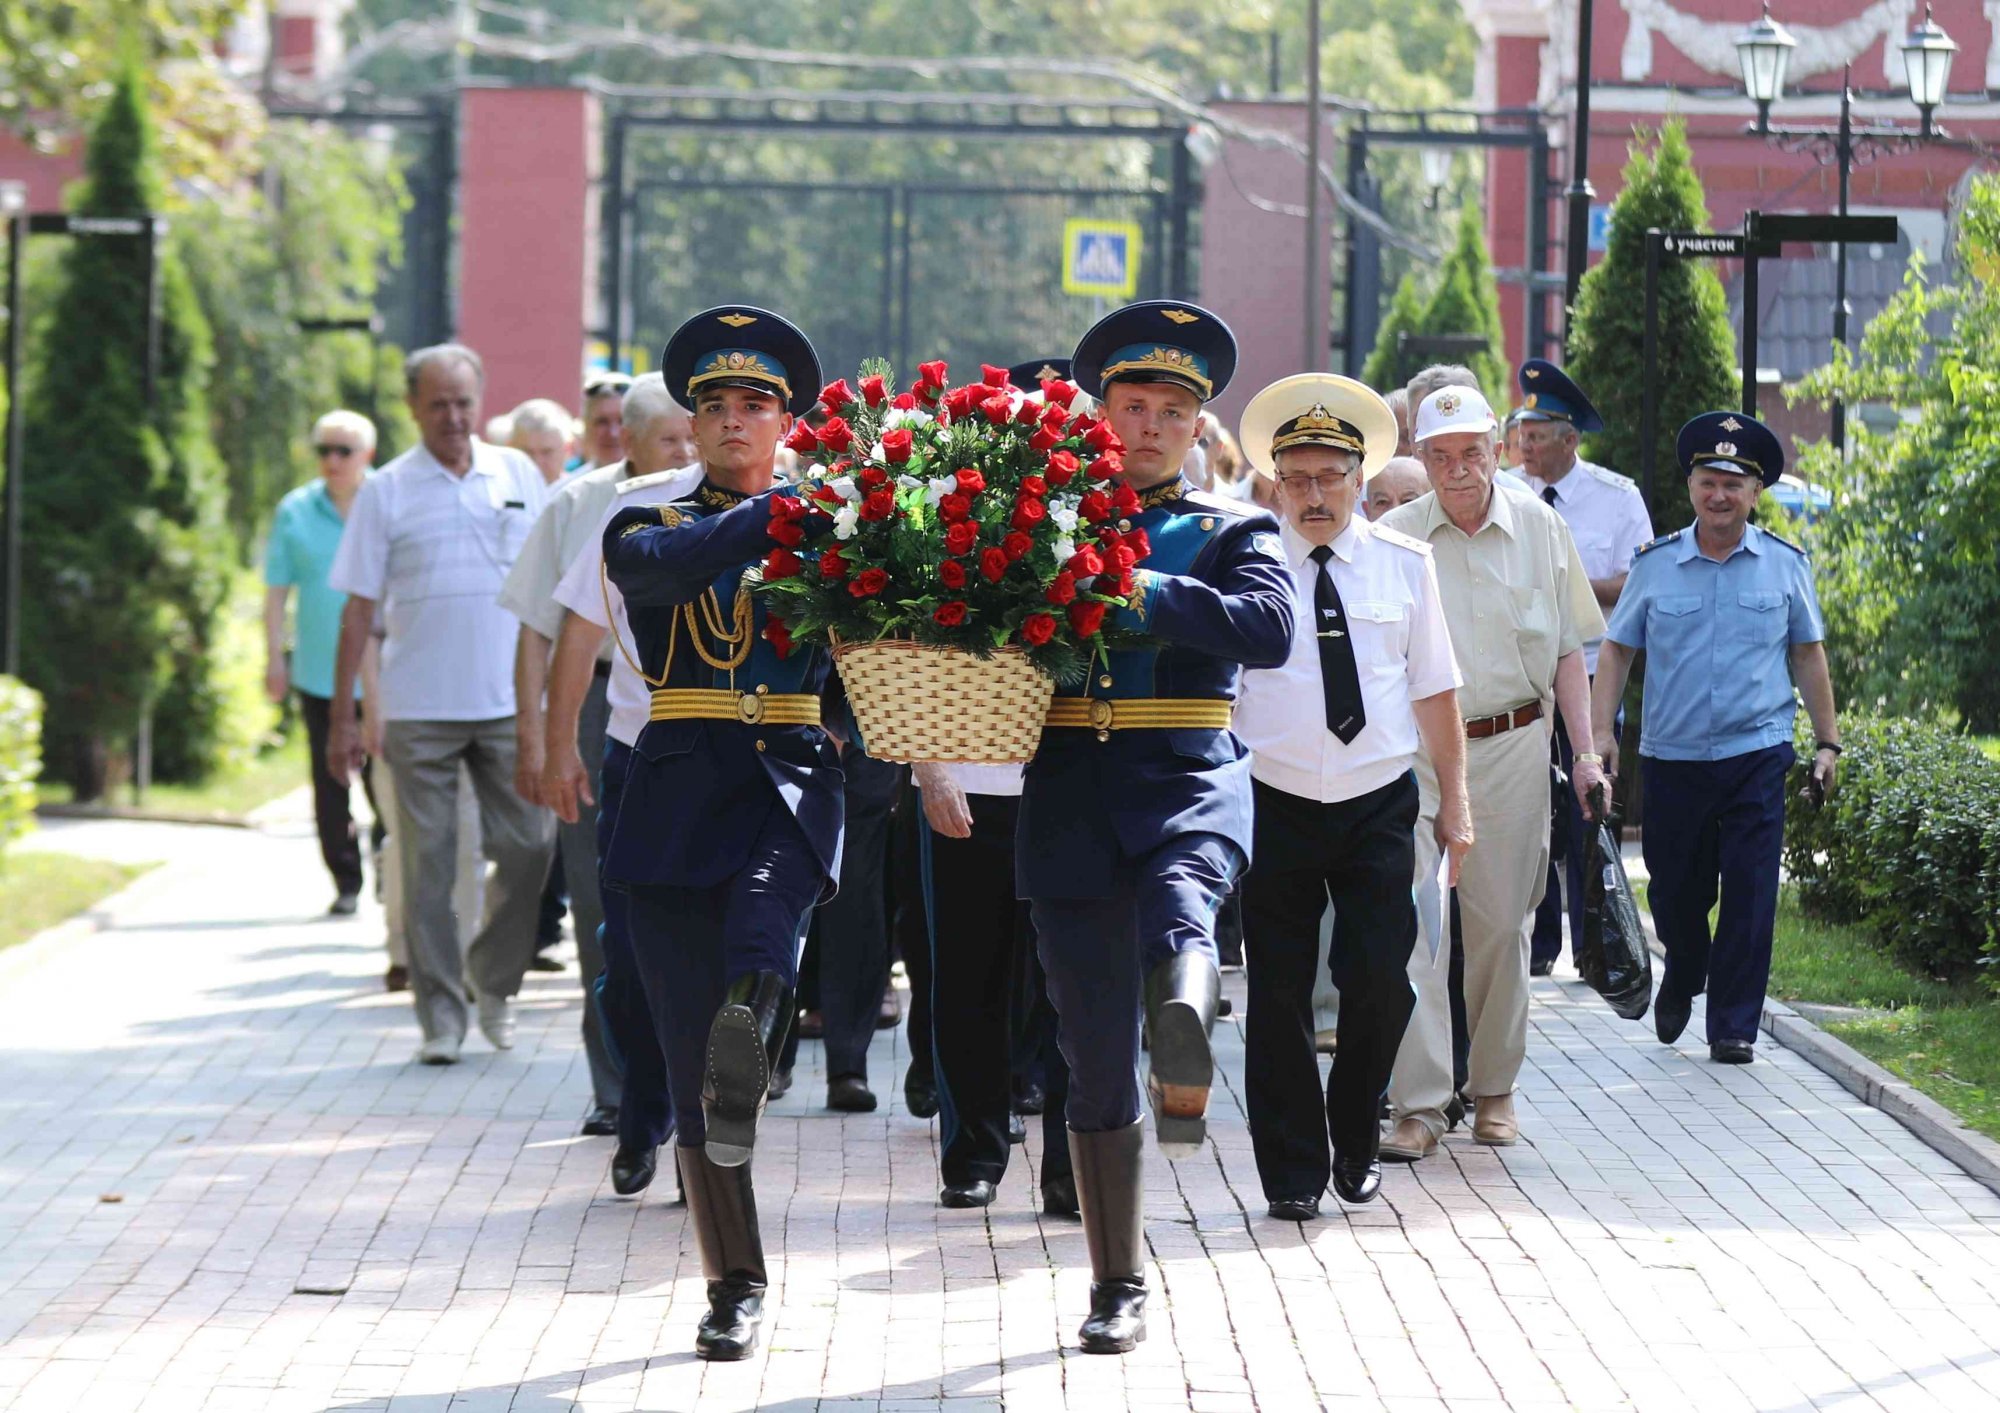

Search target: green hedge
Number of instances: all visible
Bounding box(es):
[0,676,43,859]
[1784,709,2000,980]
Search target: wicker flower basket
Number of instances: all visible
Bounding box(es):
[831,637,1055,764]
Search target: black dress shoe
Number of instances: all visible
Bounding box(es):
[1013,1081,1047,1116]
[580,1104,619,1137]
[611,1144,657,1196]
[1443,1094,1467,1131]
[827,1075,877,1112]
[940,1179,997,1208]
[1710,1039,1755,1065]
[1529,958,1554,977]
[1008,1112,1027,1144]
[383,965,409,993]
[904,1068,939,1119]
[1144,953,1221,1158]
[768,1067,793,1100]
[1267,1195,1321,1222]
[1079,1277,1147,1354]
[703,972,795,1167]
[696,1282,763,1361]
[329,892,360,917]
[1041,1173,1079,1218]
[528,952,566,973]
[1332,1156,1382,1204]
[1656,989,1693,1045]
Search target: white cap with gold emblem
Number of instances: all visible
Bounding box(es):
[1238,373,1400,482]
[1412,384,1499,443]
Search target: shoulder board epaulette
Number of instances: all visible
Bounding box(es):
[617,466,697,496]
[1184,489,1258,518]
[616,503,693,536]
[1371,525,1432,555]
[1584,463,1640,493]
[1761,528,1808,556]
[1633,529,1682,557]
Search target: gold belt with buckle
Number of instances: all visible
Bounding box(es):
[649,688,821,726]
[1044,697,1234,733]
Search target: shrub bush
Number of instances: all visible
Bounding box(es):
[1784,709,2000,980]
[0,677,44,861]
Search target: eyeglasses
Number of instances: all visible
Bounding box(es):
[584,373,632,398]
[1276,470,1355,496]
[315,444,359,459]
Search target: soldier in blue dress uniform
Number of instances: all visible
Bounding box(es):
[1019,301,1295,1354]
[600,306,843,1361]
[1589,413,1840,1065]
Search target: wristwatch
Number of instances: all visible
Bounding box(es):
[1815,740,1843,755]
[1574,752,1604,765]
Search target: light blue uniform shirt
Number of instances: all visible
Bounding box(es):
[264,479,362,700]
[1604,522,1824,762]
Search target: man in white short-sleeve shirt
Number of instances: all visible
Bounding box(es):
[326,343,555,1064]
[1233,374,1472,1218]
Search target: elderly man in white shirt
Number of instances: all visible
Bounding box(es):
[1233,375,1472,1218]
[326,343,556,1065]
[498,374,695,1133]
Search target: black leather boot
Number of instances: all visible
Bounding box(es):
[1070,1121,1147,1354]
[1143,953,1221,1158]
[703,971,794,1167]
[678,1147,768,1361]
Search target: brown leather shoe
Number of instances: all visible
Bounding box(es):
[1472,1093,1519,1146]
[1379,1116,1438,1162]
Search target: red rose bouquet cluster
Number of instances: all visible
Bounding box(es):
[755,358,1144,686]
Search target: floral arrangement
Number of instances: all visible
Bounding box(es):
[754,359,1150,686]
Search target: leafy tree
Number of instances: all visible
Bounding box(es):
[1566,118,1738,532]
[19,66,233,798]
[1361,272,1428,393]
[1790,176,2000,732]
[1355,205,1505,403]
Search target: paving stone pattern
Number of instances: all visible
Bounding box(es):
[4,806,2000,1412]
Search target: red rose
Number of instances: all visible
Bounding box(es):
[1014,400,1041,425]
[1078,490,1112,523]
[809,480,844,507]
[850,567,890,598]
[892,392,918,411]
[954,467,986,495]
[861,488,896,521]
[1045,570,1077,605]
[943,385,982,420]
[939,558,967,589]
[980,393,1014,425]
[1045,450,1080,486]
[1042,379,1079,408]
[1066,547,1104,578]
[859,465,888,490]
[1086,453,1122,481]
[933,600,968,627]
[763,547,802,580]
[768,518,805,548]
[1021,612,1057,646]
[783,422,820,454]
[1068,600,1108,637]
[860,374,888,407]
[939,492,971,522]
[819,547,849,580]
[881,428,915,464]
[819,378,857,412]
[818,417,855,453]
[1124,528,1152,561]
[1028,422,1064,453]
[1112,571,1137,597]
[1040,400,1070,427]
[1010,498,1048,531]
[945,521,979,556]
[918,359,950,389]
[1002,530,1033,562]
[979,546,1009,583]
[770,493,807,521]
[1106,542,1139,574]
[981,363,1011,387]
[1110,483,1141,516]
[1019,476,1047,498]
[763,616,794,659]
[1084,421,1123,454]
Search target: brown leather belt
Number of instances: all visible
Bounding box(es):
[1463,700,1542,740]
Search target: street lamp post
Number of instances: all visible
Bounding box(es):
[1562,0,1598,328]
[1734,3,1959,455]
[1,180,26,678]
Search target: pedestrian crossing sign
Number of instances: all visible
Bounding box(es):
[1062,219,1142,299]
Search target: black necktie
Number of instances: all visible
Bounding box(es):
[1308,545,1365,744]
[1542,486,1559,507]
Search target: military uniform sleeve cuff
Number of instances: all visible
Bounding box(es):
[1112,569,1155,631]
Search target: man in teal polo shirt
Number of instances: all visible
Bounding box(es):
[264,409,377,915]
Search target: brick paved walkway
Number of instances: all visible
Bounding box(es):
[5,803,2000,1413]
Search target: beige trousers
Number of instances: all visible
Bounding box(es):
[1390,720,1550,1136]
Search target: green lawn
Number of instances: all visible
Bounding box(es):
[36,732,309,820]
[1977,735,2000,764]
[1640,879,2000,1141]
[0,852,153,953]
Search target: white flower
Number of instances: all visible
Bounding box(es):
[1051,504,1079,534]
[883,407,934,430]
[924,474,955,509]
[833,506,861,540]
[895,474,924,491]
[829,475,860,503]
[1053,535,1076,563]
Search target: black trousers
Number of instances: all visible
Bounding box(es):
[1243,773,1419,1201]
[297,690,377,898]
[813,751,902,1081]
[891,771,933,1086]
[922,792,1071,1188]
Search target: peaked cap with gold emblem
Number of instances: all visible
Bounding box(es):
[1516,358,1603,432]
[1677,411,1783,486]
[1238,373,1399,482]
[1007,357,1073,390]
[660,304,822,416]
[1071,299,1238,402]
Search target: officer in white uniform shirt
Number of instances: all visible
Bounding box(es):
[1514,359,1654,975]
[1233,374,1472,1218]
[326,343,556,1065]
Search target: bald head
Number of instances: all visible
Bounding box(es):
[1365,456,1430,520]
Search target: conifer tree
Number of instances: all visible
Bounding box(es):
[1361,272,1428,395]
[1566,118,1739,532]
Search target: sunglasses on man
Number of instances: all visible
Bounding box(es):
[315,444,360,459]
[585,373,632,398]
